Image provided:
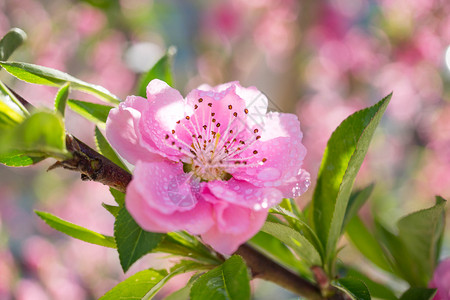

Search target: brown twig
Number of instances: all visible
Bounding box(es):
[48,135,131,193]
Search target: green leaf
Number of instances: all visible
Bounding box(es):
[100,261,209,300]
[270,203,324,260]
[342,184,374,233]
[261,221,322,266]
[343,267,398,300]
[0,79,29,117]
[0,28,27,61]
[346,216,393,273]
[67,99,113,125]
[95,126,129,172]
[35,211,116,248]
[114,207,164,272]
[396,196,446,284]
[249,231,312,279]
[165,285,191,300]
[102,203,120,217]
[190,255,251,300]
[137,48,175,97]
[311,94,391,264]
[0,96,25,127]
[143,261,211,300]
[333,277,371,300]
[0,61,121,104]
[374,219,418,285]
[0,111,69,160]
[399,288,436,300]
[110,188,125,206]
[153,232,222,265]
[54,82,70,117]
[99,269,168,300]
[0,150,45,167]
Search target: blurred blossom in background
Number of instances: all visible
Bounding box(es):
[0,0,449,298]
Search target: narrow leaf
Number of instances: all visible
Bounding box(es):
[54,82,70,117]
[249,231,312,279]
[95,126,129,172]
[0,28,27,61]
[397,197,446,280]
[399,288,436,300]
[0,61,121,104]
[333,277,371,300]
[312,94,391,262]
[0,79,29,117]
[346,216,393,273]
[342,184,374,232]
[109,188,125,206]
[153,232,222,265]
[0,111,69,160]
[143,261,210,300]
[0,150,45,167]
[114,207,164,272]
[190,255,251,300]
[261,221,322,266]
[99,269,168,300]
[102,203,120,217]
[137,48,175,97]
[35,211,116,248]
[67,99,113,125]
[343,267,398,300]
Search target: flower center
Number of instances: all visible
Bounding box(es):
[164,97,267,181]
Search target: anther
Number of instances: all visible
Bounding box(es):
[229,130,233,134]
[176,120,181,124]
[244,108,249,114]
[233,112,238,117]
[256,136,261,140]
[194,104,198,109]
[212,118,216,123]
[165,134,169,139]
[203,125,207,130]
[198,98,203,103]
[262,158,267,162]
[186,116,190,120]
[216,123,221,127]
[208,103,212,107]
[253,150,258,154]
[254,129,259,133]
[228,105,232,110]
[211,112,215,116]
[171,130,175,134]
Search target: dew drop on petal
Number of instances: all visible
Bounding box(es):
[257,168,281,181]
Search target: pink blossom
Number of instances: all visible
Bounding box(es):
[429,258,450,300]
[106,79,309,254]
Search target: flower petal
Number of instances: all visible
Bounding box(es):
[138,79,193,160]
[106,95,161,164]
[232,112,308,197]
[200,200,268,255]
[206,178,283,210]
[126,160,214,234]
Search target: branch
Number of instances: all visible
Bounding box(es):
[48,135,131,193]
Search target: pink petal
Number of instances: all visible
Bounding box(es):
[197,81,269,127]
[232,112,308,197]
[138,79,193,160]
[200,200,268,255]
[186,83,250,138]
[126,160,214,235]
[276,169,311,198]
[206,178,283,210]
[106,95,161,164]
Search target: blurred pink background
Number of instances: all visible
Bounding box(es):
[0,0,449,298]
